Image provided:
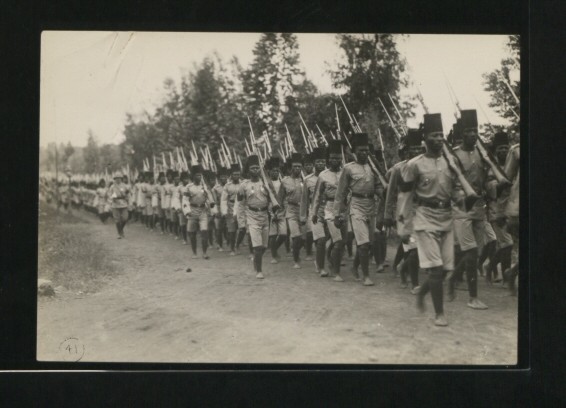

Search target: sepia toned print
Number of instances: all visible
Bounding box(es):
[38,32,520,364]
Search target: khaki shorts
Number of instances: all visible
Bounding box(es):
[287,217,306,238]
[491,221,513,249]
[237,211,247,229]
[350,215,376,246]
[225,214,238,232]
[112,207,129,222]
[155,206,164,218]
[214,215,225,231]
[453,218,497,252]
[249,223,269,248]
[327,219,347,243]
[187,209,209,232]
[311,218,327,241]
[415,229,455,270]
[269,216,288,236]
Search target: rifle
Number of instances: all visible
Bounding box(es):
[378,97,403,141]
[247,116,281,209]
[442,141,480,211]
[388,93,408,136]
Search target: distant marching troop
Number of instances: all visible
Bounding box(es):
[39,100,520,328]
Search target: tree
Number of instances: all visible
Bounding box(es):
[482,35,520,132]
[83,130,100,173]
[328,34,415,164]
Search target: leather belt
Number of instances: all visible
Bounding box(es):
[351,192,374,199]
[416,197,451,209]
[287,202,300,206]
[228,199,235,203]
[248,206,268,212]
[191,203,206,208]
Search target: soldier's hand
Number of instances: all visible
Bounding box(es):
[400,234,410,244]
[334,216,343,229]
[311,214,318,224]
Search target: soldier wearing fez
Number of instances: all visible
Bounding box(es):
[385,128,425,293]
[220,163,242,256]
[449,110,496,310]
[400,113,462,327]
[236,155,279,279]
[301,147,327,274]
[266,157,288,263]
[312,140,347,281]
[278,152,306,269]
[182,164,212,260]
[334,133,385,287]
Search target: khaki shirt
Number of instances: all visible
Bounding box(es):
[220,181,240,216]
[108,183,130,209]
[311,168,342,220]
[300,172,320,222]
[452,146,489,220]
[334,162,384,218]
[238,179,270,225]
[279,176,303,219]
[401,154,459,232]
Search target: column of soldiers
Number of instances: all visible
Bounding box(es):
[39,107,520,327]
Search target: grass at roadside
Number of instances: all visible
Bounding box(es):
[38,202,117,293]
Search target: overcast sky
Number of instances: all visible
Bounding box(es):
[40,31,517,147]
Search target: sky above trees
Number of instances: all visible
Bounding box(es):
[40,31,514,148]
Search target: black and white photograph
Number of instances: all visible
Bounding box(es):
[37,31,521,364]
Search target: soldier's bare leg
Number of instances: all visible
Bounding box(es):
[189,232,198,257]
[292,237,303,268]
[316,237,327,277]
[330,240,345,282]
[201,231,209,259]
[358,243,373,286]
[305,231,314,260]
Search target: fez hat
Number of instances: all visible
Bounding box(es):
[492,131,509,150]
[166,169,174,177]
[145,171,154,178]
[230,163,241,173]
[170,170,179,178]
[303,152,314,164]
[180,171,189,178]
[312,146,327,160]
[217,167,228,176]
[327,140,343,155]
[190,164,203,174]
[247,155,260,167]
[290,152,303,165]
[351,132,369,148]
[158,171,165,178]
[266,157,281,170]
[406,128,423,147]
[460,109,478,130]
[423,113,443,134]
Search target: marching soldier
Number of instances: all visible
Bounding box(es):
[301,147,328,275]
[449,110,496,309]
[302,153,315,261]
[267,157,288,263]
[220,163,242,255]
[384,128,424,293]
[334,133,385,286]
[212,167,229,251]
[183,164,212,259]
[108,172,130,239]
[144,172,155,230]
[311,140,347,281]
[155,172,167,234]
[95,178,110,223]
[278,152,306,269]
[176,170,190,245]
[237,155,278,279]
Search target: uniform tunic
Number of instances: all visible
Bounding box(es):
[238,179,270,247]
[401,153,460,269]
[182,182,210,232]
[268,178,287,236]
[278,176,304,238]
[107,183,130,222]
[451,146,496,251]
[312,168,345,243]
[334,162,384,245]
[221,181,240,232]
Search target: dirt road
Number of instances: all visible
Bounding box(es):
[37,210,518,364]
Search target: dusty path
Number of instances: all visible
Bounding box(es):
[37,210,518,364]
